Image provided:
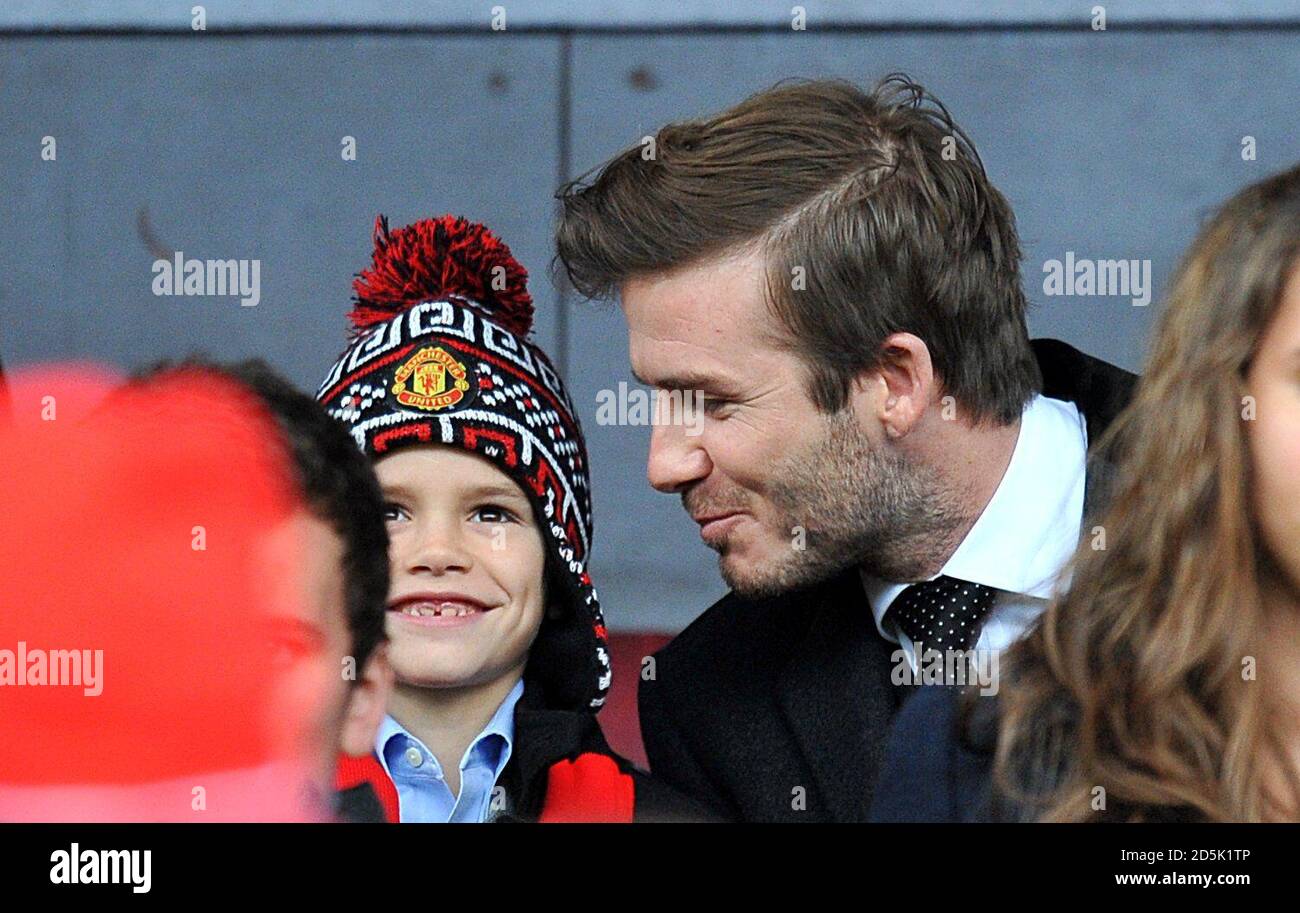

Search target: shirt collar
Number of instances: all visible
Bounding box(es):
[861,393,1088,640]
[374,677,524,781]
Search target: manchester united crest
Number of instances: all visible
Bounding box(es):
[392,346,473,412]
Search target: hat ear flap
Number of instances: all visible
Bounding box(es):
[525,538,607,711]
[542,548,571,622]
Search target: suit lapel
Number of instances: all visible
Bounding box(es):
[1031,337,1137,522]
[776,570,896,822]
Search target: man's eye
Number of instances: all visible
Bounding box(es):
[701,397,730,415]
[265,621,325,669]
[472,504,519,524]
[383,503,408,522]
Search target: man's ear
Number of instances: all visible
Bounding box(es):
[340,643,394,757]
[858,332,935,440]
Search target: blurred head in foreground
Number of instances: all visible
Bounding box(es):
[0,359,391,820]
[990,162,1300,822]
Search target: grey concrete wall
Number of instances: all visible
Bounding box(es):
[3,13,1298,630]
[5,1,1300,28]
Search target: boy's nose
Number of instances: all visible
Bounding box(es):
[405,525,474,576]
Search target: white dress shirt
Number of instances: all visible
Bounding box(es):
[860,393,1088,670]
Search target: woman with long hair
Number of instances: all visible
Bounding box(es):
[870,161,1300,822]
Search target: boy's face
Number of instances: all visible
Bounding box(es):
[375,446,548,692]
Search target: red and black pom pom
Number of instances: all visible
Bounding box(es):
[348,214,534,338]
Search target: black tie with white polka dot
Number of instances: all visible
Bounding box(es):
[886,576,997,652]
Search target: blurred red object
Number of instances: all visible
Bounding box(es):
[597,632,674,769]
[0,364,320,821]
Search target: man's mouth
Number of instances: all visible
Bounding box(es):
[693,511,739,526]
[694,512,746,544]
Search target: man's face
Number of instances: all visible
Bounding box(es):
[622,247,940,597]
[376,446,547,692]
[260,511,379,807]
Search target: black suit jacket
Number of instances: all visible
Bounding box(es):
[867,681,1205,823]
[866,684,1003,822]
[637,339,1138,822]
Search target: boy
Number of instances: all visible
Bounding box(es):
[318,215,707,822]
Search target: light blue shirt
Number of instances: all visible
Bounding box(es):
[375,678,523,823]
[861,393,1089,670]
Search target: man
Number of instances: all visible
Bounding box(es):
[555,74,1137,821]
[139,359,396,820]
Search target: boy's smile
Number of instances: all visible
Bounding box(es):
[388,590,500,626]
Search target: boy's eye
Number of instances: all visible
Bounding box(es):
[471,504,519,524]
[383,502,408,523]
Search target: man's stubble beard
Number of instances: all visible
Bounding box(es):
[713,408,969,599]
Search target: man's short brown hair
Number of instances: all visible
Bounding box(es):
[555,73,1041,425]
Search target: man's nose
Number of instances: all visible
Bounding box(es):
[647,420,711,494]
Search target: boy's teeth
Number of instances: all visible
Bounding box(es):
[402,603,477,617]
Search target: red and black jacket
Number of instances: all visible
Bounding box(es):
[334,683,712,823]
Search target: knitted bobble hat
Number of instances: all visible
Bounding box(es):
[316,215,609,711]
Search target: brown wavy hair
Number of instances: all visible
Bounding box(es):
[990,162,1300,822]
